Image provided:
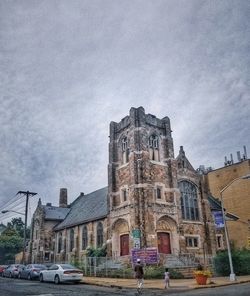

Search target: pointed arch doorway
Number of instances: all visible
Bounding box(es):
[157,232,171,254]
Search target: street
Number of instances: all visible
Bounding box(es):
[0,277,250,296]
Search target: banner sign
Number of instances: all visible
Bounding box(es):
[213,211,224,228]
[133,238,140,249]
[132,229,141,238]
[131,248,158,264]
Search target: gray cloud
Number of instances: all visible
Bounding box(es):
[0,0,249,222]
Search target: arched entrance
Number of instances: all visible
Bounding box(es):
[156,215,178,255]
[111,218,129,257]
[120,234,129,256]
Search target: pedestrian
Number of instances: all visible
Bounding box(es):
[164,268,170,289]
[134,258,144,294]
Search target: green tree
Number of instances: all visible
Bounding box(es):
[0,227,23,264]
[6,217,30,239]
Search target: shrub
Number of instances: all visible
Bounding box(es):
[143,266,184,279]
[214,249,250,276]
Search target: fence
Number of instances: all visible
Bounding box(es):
[63,253,215,278]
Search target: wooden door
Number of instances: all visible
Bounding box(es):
[157,232,171,254]
[120,234,129,256]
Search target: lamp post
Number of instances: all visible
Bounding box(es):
[1,210,25,216]
[220,174,250,281]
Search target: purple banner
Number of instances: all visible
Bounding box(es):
[131,248,158,264]
[213,211,224,228]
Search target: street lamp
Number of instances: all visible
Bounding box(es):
[220,174,250,281]
[1,210,25,216]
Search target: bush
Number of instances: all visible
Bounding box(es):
[143,266,184,279]
[214,249,250,276]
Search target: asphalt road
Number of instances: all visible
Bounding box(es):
[0,277,250,296]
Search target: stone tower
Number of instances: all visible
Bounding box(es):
[108,107,181,257]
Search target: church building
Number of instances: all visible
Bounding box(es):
[31,107,217,264]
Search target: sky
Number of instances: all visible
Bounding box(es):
[0,0,249,224]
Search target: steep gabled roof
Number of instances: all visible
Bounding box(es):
[176,146,195,172]
[44,206,70,221]
[54,187,108,230]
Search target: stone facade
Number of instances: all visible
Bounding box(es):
[107,107,216,258]
[30,190,70,263]
[205,159,250,249]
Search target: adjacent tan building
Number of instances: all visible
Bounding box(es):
[206,159,250,249]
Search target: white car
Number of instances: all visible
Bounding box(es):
[39,264,83,284]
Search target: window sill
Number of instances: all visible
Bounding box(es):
[150,160,167,166]
[118,163,129,169]
[182,220,203,225]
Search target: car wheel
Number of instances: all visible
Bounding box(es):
[39,274,44,282]
[54,275,60,284]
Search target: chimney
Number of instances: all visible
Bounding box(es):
[59,188,68,208]
[243,145,248,159]
[230,154,234,164]
[237,151,241,162]
[224,156,228,166]
[80,192,84,196]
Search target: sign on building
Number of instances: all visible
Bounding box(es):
[132,229,141,238]
[213,211,224,228]
[131,248,158,264]
[132,229,141,249]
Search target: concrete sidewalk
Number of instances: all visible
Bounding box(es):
[83,275,250,290]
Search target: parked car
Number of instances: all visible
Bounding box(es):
[39,264,83,284]
[0,265,8,276]
[3,264,25,278]
[18,264,47,280]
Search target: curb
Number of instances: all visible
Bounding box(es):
[193,279,250,289]
[83,278,250,290]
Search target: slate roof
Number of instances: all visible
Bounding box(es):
[44,206,70,221]
[54,187,108,230]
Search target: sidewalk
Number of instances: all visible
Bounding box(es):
[83,275,250,290]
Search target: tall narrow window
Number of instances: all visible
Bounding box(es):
[122,137,129,163]
[156,187,162,199]
[97,222,103,247]
[58,232,62,253]
[122,189,127,202]
[149,135,159,161]
[82,226,88,250]
[179,181,199,221]
[69,229,74,252]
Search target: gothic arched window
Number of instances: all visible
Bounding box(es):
[82,226,88,250]
[58,232,62,253]
[121,137,129,164]
[69,229,74,252]
[97,222,103,247]
[179,181,199,221]
[149,135,160,161]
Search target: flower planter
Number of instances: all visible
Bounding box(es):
[195,274,208,285]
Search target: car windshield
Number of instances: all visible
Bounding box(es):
[33,265,45,268]
[60,264,76,270]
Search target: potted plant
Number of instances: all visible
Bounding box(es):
[193,265,212,285]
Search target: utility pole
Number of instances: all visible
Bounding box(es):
[17,191,37,264]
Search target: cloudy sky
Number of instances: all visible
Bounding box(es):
[0,0,249,223]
